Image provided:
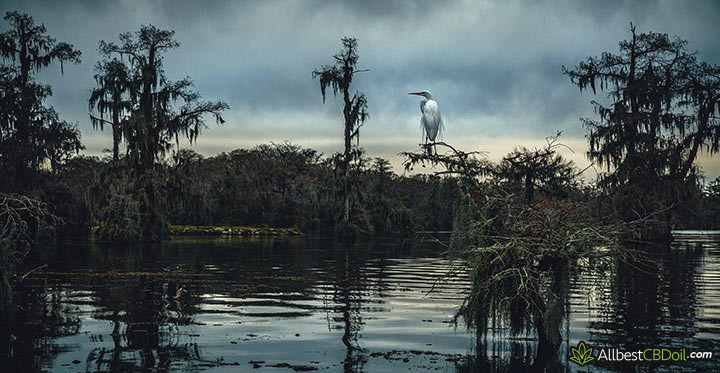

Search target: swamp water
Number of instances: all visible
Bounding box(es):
[1,232,719,372]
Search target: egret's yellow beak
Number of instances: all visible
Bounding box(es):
[408,91,422,96]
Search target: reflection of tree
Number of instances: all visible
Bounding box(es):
[456,277,567,373]
[0,284,81,372]
[5,236,477,372]
[593,243,701,344]
[329,242,369,372]
[87,278,196,371]
[81,238,325,372]
[85,244,202,372]
[455,237,707,372]
[455,337,568,373]
[588,239,707,370]
[666,241,704,323]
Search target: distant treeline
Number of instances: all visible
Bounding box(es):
[18,136,720,240]
[44,143,458,238]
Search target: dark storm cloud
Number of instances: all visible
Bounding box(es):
[1,0,720,175]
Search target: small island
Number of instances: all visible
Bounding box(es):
[168,225,302,236]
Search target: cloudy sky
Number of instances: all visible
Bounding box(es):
[4,0,720,179]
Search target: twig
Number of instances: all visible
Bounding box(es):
[20,264,48,282]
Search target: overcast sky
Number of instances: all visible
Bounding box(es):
[3,0,720,179]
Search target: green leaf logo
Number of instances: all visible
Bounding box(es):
[569,341,595,366]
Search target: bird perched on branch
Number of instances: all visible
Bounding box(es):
[409,90,443,153]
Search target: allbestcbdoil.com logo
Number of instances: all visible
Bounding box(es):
[569,341,714,366]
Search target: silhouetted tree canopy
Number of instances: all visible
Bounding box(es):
[98,25,228,173]
[0,11,82,192]
[89,59,133,162]
[564,25,720,238]
[497,133,578,205]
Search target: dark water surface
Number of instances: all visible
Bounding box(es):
[1,232,719,372]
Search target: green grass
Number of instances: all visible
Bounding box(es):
[168,225,301,236]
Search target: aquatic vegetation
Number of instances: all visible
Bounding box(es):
[403,139,631,353]
[456,191,625,351]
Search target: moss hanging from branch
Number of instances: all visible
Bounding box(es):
[313,37,369,236]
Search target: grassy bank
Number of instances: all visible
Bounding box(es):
[168,225,302,237]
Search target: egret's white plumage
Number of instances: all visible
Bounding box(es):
[409,90,442,144]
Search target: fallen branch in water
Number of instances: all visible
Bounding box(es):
[19,264,48,282]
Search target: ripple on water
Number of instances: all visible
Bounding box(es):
[5,233,720,372]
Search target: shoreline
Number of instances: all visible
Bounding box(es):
[168,225,302,237]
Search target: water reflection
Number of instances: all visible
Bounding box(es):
[0,283,81,372]
[88,274,199,371]
[2,236,475,372]
[585,233,720,372]
[1,233,719,372]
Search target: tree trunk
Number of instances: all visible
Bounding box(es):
[342,78,352,225]
[112,102,120,162]
[15,27,31,192]
[343,125,351,223]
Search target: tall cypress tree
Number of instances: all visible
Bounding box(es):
[313,37,369,235]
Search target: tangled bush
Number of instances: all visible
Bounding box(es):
[403,139,632,353]
[96,193,142,243]
[0,194,57,315]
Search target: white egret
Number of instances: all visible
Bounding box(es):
[408,90,443,152]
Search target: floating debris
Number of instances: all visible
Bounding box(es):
[267,362,318,371]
